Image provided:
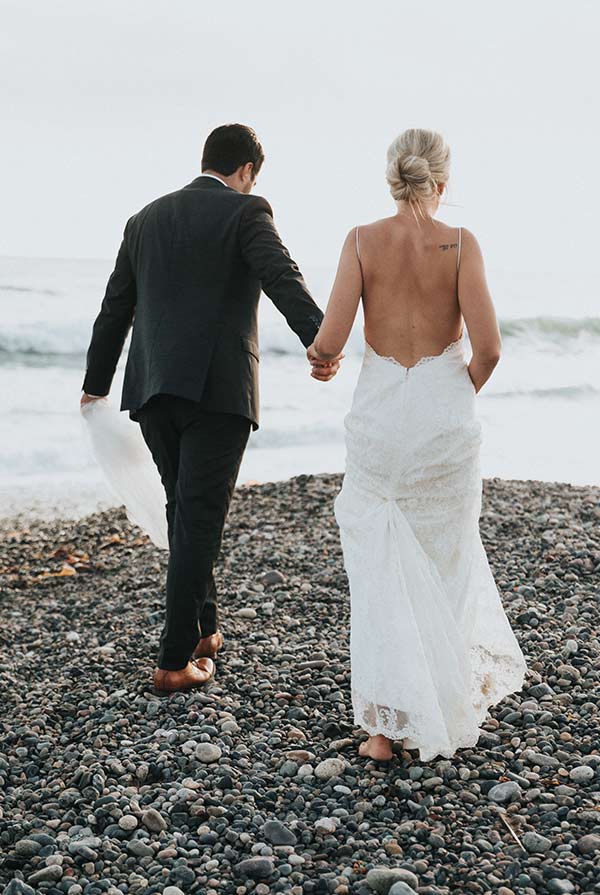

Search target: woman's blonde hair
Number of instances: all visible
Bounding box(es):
[386,128,451,222]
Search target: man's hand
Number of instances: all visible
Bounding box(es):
[306,343,344,382]
[80,392,106,407]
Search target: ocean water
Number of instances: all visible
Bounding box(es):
[1,256,598,519]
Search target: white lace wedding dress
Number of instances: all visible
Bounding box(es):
[334,331,528,761]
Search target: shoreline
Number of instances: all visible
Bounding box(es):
[1,474,599,894]
[1,472,598,532]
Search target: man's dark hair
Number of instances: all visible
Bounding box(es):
[201,124,265,178]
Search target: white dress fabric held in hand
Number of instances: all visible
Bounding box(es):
[81,398,169,550]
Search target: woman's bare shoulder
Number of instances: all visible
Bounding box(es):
[459,227,483,259]
[358,215,398,232]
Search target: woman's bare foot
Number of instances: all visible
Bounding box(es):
[358,734,394,761]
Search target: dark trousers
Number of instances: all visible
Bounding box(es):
[137,394,251,670]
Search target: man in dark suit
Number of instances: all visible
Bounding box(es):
[81,124,339,692]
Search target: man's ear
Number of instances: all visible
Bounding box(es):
[243,161,255,181]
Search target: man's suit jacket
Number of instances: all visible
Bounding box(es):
[82,175,324,429]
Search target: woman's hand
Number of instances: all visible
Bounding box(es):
[307,343,344,381]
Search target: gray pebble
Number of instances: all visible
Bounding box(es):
[14,840,41,857]
[314,757,347,779]
[522,831,552,853]
[388,884,418,895]
[127,840,154,858]
[365,866,419,893]
[262,819,297,845]
[118,813,138,830]
[195,742,222,763]
[546,881,575,894]
[2,882,36,895]
[27,865,63,884]
[236,607,257,618]
[234,856,275,879]
[576,833,600,854]
[259,570,286,586]
[569,764,594,783]
[487,781,521,804]
[142,807,168,831]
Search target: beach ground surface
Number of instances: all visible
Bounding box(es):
[1,475,599,895]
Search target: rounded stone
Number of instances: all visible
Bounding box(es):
[259,570,286,586]
[27,866,63,885]
[118,814,138,831]
[2,882,36,895]
[14,840,42,857]
[234,857,275,880]
[236,607,257,619]
[142,807,168,832]
[546,881,575,895]
[568,765,594,784]
[195,742,222,763]
[314,817,338,833]
[314,757,347,780]
[220,719,240,734]
[576,833,600,854]
[388,884,418,895]
[487,781,521,804]
[169,867,195,886]
[522,831,552,853]
[262,819,297,846]
[127,840,154,858]
[365,867,419,893]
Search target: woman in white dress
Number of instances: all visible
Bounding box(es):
[307,128,527,762]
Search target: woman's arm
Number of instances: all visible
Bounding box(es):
[308,228,362,364]
[458,228,502,393]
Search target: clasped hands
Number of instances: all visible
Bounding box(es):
[306,343,344,382]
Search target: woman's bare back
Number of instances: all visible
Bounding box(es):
[357,215,463,368]
[312,210,501,393]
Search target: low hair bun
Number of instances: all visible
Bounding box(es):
[385,129,450,219]
[400,154,431,184]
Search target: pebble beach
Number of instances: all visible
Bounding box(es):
[1,474,599,895]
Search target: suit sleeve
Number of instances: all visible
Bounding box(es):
[82,219,137,395]
[239,198,323,348]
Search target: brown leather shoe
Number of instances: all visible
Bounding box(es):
[153,657,215,693]
[192,630,223,660]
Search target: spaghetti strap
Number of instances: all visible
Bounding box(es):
[456,227,462,273]
[355,225,361,260]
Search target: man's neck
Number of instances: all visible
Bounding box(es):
[202,169,236,190]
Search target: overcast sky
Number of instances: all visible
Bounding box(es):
[1,0,599,276]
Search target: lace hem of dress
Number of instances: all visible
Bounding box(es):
[364,333,464,371]
[352,645,527,761]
